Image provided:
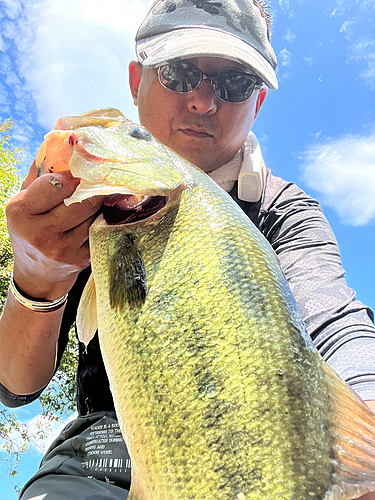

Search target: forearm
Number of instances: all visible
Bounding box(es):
[317,321,375,401]
[266,192,375,398]
[0,289,64,396]
[2,166,103,399]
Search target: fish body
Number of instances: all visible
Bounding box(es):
[38,109,375,500]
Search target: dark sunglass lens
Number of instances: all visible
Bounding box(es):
[213,73,258,102]
[159,62,202,93]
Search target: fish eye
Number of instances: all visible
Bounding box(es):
[129,127,151,140]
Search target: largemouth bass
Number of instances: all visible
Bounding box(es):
[38,109,375,500]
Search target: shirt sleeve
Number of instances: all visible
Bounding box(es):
[0,267,91,408]
[258,170,375,401]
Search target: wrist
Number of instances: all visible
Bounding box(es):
[11,264,78,302]
[9,271,68,313]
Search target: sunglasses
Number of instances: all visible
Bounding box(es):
[157,60,263,103]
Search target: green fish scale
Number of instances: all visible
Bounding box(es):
[91,179,333,500]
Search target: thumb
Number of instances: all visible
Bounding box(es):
[21,159,39,190]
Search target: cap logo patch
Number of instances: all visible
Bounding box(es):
[138,50,148,62]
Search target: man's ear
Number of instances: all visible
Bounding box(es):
[254,86,267,121]
[129,61,142,106]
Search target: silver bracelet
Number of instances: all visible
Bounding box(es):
[9,271,68,313]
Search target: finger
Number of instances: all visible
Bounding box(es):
[61,217,97,268]
[21,159,39,190]
[21,161,36,190]
[40,194,104,234]
[75,240,91,270]
[26,212,98,270]
[10,171,81,216]
[59,211,99,254]
[7,171,102,242]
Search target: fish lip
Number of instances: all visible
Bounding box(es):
[65,179,180,207]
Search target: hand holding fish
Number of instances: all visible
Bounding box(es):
[5,109,128,302]
[0,158,104,397]
[6,161,103,301]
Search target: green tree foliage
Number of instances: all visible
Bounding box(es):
[0,118,22,312]
[0,327,78,492]
[0,119,78,490]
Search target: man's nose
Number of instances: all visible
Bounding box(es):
[186,80,218,115]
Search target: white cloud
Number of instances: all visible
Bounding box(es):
[4,0,150,131]
[339,19,355,40]
[348,39,375,90]
[283,27,296,43]
[340,20,354,33]
[278,0,290,11]
[0,81,9,104]
[330,0,347,17]
[11,119,39,171]
[310,130,322,140]
[358,0,375,9]
[279,47,292,67]
[2,0,23,20]
[303,56,313,66]
[300,132,375,226]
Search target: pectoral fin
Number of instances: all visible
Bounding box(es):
[109,234,147,312]
[76,273,98,348]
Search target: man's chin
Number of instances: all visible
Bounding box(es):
[182,154,218,173]
[170,146,219,173]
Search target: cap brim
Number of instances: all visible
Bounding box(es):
[136,27,278,90]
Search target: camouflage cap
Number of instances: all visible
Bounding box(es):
[135,0,278,90]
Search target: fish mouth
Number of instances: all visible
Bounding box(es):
[102,194,168,225]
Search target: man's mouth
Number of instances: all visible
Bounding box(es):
[179,128,214,139]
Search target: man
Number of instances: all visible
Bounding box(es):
[1,0,375,499]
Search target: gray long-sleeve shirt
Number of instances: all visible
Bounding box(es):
[229,169,375,401]
[1,168,375,410]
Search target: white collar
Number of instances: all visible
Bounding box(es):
[208,148,242,193]
[208,132,265,198]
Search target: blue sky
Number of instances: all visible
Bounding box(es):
[1,0,375,497]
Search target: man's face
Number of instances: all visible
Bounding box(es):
[129,57,267,173]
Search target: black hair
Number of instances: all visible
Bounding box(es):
[253,0,273,41]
